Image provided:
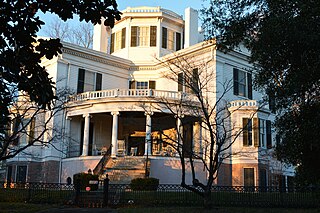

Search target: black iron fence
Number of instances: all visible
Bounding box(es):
[1,181,320,208]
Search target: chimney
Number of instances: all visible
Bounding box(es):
[93,19,111,53]
[184,7,198,48]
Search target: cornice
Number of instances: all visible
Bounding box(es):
[61,42,133,70]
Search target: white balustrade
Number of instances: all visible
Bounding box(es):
[69,89,198,103]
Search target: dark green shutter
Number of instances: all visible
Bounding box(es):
[150,26,157,47]
[233,68,239,95]
[178,73,183,92]
[110,33,115,53]
[176,32,181,50]
[95,73,102,91]
[243,118,249,146]
[162,27,167,48]
[253,118,259,147]
[149,81,156,89]
[266,120,272,148]
[247,72,252,99]
[77,68,85,93]
[121,27,126,49]
[131,26,137,47]
[129,81,135,89]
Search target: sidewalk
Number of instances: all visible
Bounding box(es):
[37,207,118,213]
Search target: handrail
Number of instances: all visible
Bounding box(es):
[93,146,112,176]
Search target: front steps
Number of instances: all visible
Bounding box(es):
[100,156,148,183]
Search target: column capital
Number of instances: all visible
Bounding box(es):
[144,111,154,116]
[83,113,91,118]
[111,111,120,116]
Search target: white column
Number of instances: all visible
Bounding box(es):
[144,112,153,156]
[176,115,184,155]
[194,121,203,157]
[64,116,72,158]
[111,111,119,158]
[82,113,90,156]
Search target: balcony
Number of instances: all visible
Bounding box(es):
[69,89,198,103]
[228,100,269,111]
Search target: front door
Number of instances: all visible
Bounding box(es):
[128,137,145,156]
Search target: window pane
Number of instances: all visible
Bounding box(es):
[168,30,175,50]
[137,81,148,89]
[83,71,95,92]
[138,27,149,46]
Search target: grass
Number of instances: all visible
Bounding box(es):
[117,206,320,213]
[0,202,57,213]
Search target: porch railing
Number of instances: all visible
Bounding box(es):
[69,89,198,102]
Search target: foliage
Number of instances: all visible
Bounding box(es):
[0,0,120,160]
[130,178,159,191]
[73,172,99,191]
[202,0,320,184]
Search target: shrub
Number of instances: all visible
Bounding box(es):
[130,178,159,191]
[73,173,99,191]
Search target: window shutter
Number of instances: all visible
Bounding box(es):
[268,94,276,113]
[266,120,272,148]
[162,27,167,48]
[150,26,157,47]
[77,68,85,94]
[129,81,135,89]
[253,118,259,147]
[131,26,137,47]
[247,72,252,99]
[192,68,199,93]
[110,33,115,53]
[95,73,102,91]
[121,27,126,49]
[149,81,156,89]
[233,68,239,95]
[178,73,183,92]
[176,32,181,51]
[243,118,249,146]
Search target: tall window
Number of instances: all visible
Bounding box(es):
[162,27,181,51]
[77,69,102,93]
[243,118,259,147]
[131,26,157,47]
[16,165,27,183]
[233,68,252,99]
[28,118,36,144]
[110,27,126,53]
[244,168,255,188]
[177,69,199,93]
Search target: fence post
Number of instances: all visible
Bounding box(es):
[103,174,109,207]
[74,178,80,206]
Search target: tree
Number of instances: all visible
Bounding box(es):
[43,17,94,48]
[0,0,120,159]
[0,88,69,161]
[149,49,258,207]
[202,0,320,185]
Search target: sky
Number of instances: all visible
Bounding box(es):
[37,0,207,36]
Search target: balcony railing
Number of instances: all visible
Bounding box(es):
[228,99,268,110]
[69,89,198,102]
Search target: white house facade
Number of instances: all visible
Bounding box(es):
[3,6,294,187]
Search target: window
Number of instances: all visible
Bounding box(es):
[77,69,102,93]
[233,68,252,99]
[129,80,156,90]
[110,27,126,53]
[259,119,265,147]
[178,69,199,93]
[162,27,181,51]
[243,118,259,147]
[16,165,27,183]
[244,168,255,187]
[266,120,272,148]
[131,26,157,47]
[259,169,267,188]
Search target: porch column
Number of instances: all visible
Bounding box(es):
[144,112,153,156]
[194,121,203,157]
[111,111,119,158]
[64,116,72,158]
[82,113,90,156]
[176,115,184,155]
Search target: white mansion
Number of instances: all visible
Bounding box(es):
[3,6,294,187]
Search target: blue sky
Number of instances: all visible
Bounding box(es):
[37,0,206,36]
